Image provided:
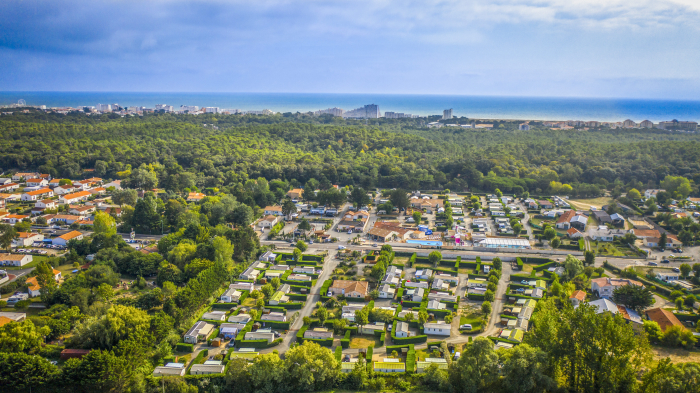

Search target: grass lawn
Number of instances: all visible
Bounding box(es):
[393,257,409,265]
[595,242,638,257]
[349,336,381,349]
[459,314,483,333]
[651,346,700,366]
[241,297,257,307]
[568,197,614,211]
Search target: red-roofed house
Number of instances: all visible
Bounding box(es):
[567,228,584,239]
[21,188,53,201]
[555,210,576,229]
[645,307,684,332]
[591,277,643,299]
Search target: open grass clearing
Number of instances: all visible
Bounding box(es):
[349,336,382,349]
[568,197,614,211]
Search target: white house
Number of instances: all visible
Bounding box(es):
[153,363,186,377]
[423,322,451,336]
[245,332,275,343]
[190,362,225,375]
[379,283,395,299]
[35,199,57,209]
[12,232,44,247]
[184,321,215,344]
[591,277,643,299]
[201,311,227,321]
[656,272,680,282]
[395,321,409,338]
[258,215,279,228]
[262,206,284,216]
[59,190,92,204]
[0,253,32,267]
[21,188,53,201]
[412,287,425,302]
[52,230,83,246]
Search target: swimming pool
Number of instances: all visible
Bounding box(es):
[406,240,443,246]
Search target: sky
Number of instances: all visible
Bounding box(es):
[1,0,700,99]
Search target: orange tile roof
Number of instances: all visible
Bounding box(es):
[646,308,683,332]
[331,280,368,296]
[570,290,586,301]
[62,190,92,200]
[26,276,40,291]
[0,316,12,327]
[26,188,52,196]
[58,230,83,241]
[557,210,575,224]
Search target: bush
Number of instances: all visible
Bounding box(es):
[176,343,194,353]
[533,261,558,272]
[335,346,343,362]
[341,330,351,348]
[516,258,524,270]
[391,335,427,344]
[379,332,385,346]
[406,349,416,373]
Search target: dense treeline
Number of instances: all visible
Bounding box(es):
[1,111,700,195]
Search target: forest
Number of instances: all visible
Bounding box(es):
[1,110,700,197]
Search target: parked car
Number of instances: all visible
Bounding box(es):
[338,245,346,250]
[520,280,529,284]
[661,259,670,263]
[343,355,350,362]
[459,324,472,330]
[648,262,658,266]
[673,267,680,272]
[327,291,333,297]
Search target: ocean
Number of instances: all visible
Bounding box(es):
[1,91,699,122]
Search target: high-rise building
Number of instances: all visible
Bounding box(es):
[96,104,112,112]
[639,120,654,128]
[155,104,174,112]
[180,105,199,113]
[657,120,698,131]
[343,104,380,119]
[204,107,220,113]
[443,109,453,120]
[622,119,637,128]
[315,107,345,117]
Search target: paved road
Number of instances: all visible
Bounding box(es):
[0,267,35,288]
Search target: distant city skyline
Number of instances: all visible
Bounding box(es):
[1,1,700,99]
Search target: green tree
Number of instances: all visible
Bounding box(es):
[594,267,605,277]
[316,306,328,325]
[659,232,668,249]
[612,285,654,313]
[261,284,274,299]
[500,343,555,393]
[562,255,584,282]
[626,188,641,200]
[295,240,308,252]
[111,188,138,206]
[297,218,312,233]
[513,223,523,236]
[543,227,556,241]
[662,325,697,349]
[0,352,58,390]
[584,250,595,266]
[248,352,286,393]
[0,224,17,250]
[481,301,492,314]
[492,257,502,271]
[34,260,58,302]
[550,237,561,248]
[388,189,410,212]
[450,337,499,392]
[350,187,371,208]
[281,197,297,219]
[418,309,429,325]
[93,210,117,236]
[225,358,253,393]
[0,320,51,353]
[354,309,369,330]
[428,251,442,267]
[293,247,303,262]
[484,290,495,302]
[412,210,422,224]
[680,263,692,279]
[68,305,151,350]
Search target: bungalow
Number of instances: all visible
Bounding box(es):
[258,215,279,228]
[367,227,398,243]
[374,360,405,373]
[218,322,246,339]
[20,188,53,201]
[423,322,451,336]
[524,199,538,209]
[12,172,39,181]
[591,277,643,299]
[35,199,57,209]
[644,234,682,248]
[589,227,629,242]
[269,291,289,305]
[89,187,106,195]
[304,327,333,340]
[0,183,20,192]
[184,321,215,344]
[3,214,33,225]
[567,228,584,239]
[264,270,284,280]
[518,306,534,321]
[379,283,395,299]
[53,186,76,195]
[538,200,553,209]
[288,274,312,282]
[359,322,385,335]
[286,188,304,199]
[329,280,368,298]
[644,189,665,199]
[500,329,524,343]
[381,274,400,286]
[0,312,26,324]
[414,269,433,280]
[260,312,287,322]
[412,287,426,302]
[52,215,82,225]
[263,206,284,216]
[417,358,448,373]
[0,253,32,267]
[25,276,43,297]
[433,274,459,286]
[12,232,44,247]
[427,291,457,303]
[153,363,186,377]
[103,180,122,190]
[656,272,680,282]
[25,178,48,187]
[0,178,10,185]
[467,278,487,288]
[59,190,92,204]
[220,289,242,303]
[245,332,275,343]
[190,362,225,375]
[240,267,260,281]
[69,206,96,216]
[187,192,206,202]
[336,210,370,233]
[52,230,83,246]
[0,193,20,202]
[427,300,446,310]
[258,250,277,263]
[394,321,409,338]
[405,281,430,289]
[293,266,316,275]
[645,307,684,332]
[227,314,252,324]
[201,311,227,321]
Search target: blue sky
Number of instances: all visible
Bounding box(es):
[1,0,699,99]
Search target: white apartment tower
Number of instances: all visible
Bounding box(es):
[443,109,453,120]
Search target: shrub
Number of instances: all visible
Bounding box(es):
[335,346,343,362]
[516,258,524,270]
[406,349,416,373]
[341,330,351,348]
[176,343,194,353]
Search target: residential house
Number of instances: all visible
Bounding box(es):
[518,306,534,321]
[412,287,426,302]
[258,250,277,262]
[359,322,385,335]
[12,172,39,181]
[52,214,82,225]
[89,187,106,195]
[569,290,586,307]
[69,205,96,216]
[53,186,76,195]
[373,360,405,373]
[286,188,304,199]
[610,213,625,226]
[588,226,629,242]
[633,229,661,239]
[394,322,409,338]
[240,266,261,281]
[25,178,48,187]
[12,232,44,247]
[417,358,448,373]
[103,180,122,190]
[288,274,311,282]
[567,228,584,239]
[220,289,242,303]
[153,363,187,377]
[329,280,368,298]
[260,312,287,322]
[378,283,395,299]
[201,311,227,321]
[293,266,315,275]
[187,192,206,202]
[644,189,665,199]
[423,322,451,336]
[433,274,459,286]
[35,199,57,209]
[0,253,32,267]
[52,230,84,246]
[3,214,33,225]
[245,331,275,343]
[59,190,92,204]
[190,362,225,375]
[656,272,680,282]
[591,277,643,299]
[0,312,26,325]
[524,199,538,209]
[0,183,20,192]
[592,210,612,224]
[304,328,334,340]
[644,234,682,248]
[263,206,284,216]
[538,200,553,209]
[20,188,53,202]
[269,291,289,305]
[645,307,684,332]
[427,300,446,310]
[184,321,215,344]
[570,214,588,231]
[367,227,398,242]
[414,269,433,280]
[336,210,370,233]
[26,276,42,297]
[258,215,279,228]
[405,281,430,289]
[227,313,252,324]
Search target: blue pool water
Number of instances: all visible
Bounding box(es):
[406,240,443,246]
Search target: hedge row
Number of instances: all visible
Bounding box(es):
[335,346,343,362]
[379,332,385,346]
[287,293,308,301]
[401,301,423,309]
[210,302,239,309]
[236,338,283,348]
[406,348,416,373]
[320,280,333,299]
[276,302,304,310]
[533,261,558,272]
[467,293,486,301]
[500,314,517,320]
[366,346,374,371]
[385,343,414,354]
[391,334,427,344]
[341,330,351,348]
[673,312,700,322]
[176,343,194,353]
[516,258,524,270]
[187,350,207,374]
[426,308,453,318]
[256,319,291,329]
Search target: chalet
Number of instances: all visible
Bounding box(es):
[423,322,451,336]
[153,363,186,377]
[286,188,304,199]
[304,327,333,340]
[260,311,287,322]
[328,280,368,298]
[190,362,225,375]
[0,253,32,267]
[59,190,92,204]
[378,284,395,299]
[412,287,426,301]
[52,230,84,246]
[184,321,214,344]
[374,360,405,373]
[20,188,53,201]
[263,206,284,216]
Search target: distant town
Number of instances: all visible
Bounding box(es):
[1,100,697,132]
